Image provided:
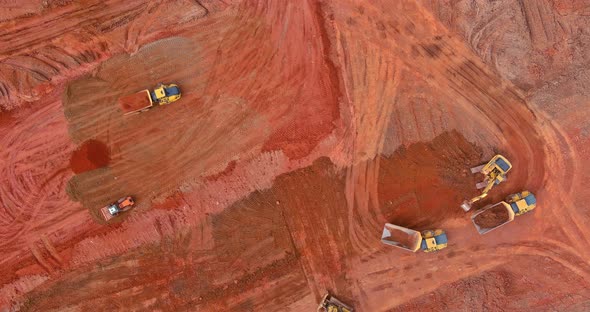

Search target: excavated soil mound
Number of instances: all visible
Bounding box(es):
[69,139,110,174]
[474,205,510,229]
[379,130,483,228]
[383,227,419,249]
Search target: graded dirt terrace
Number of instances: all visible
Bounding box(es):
[1,1,590,311]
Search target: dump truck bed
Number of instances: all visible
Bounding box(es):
[119,90,153,114]
[381,223,422,252]
[471,202,515,234]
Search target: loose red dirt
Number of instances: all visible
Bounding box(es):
[474,205,511,229]
[69,139,110,174]
[2,0,590,311]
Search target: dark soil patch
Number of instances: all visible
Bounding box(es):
[69,139,110,174]
[379,130,483,229]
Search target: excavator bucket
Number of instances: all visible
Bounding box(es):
[461,201,473,212]
[470,164,485,174]
[317,294,354,312]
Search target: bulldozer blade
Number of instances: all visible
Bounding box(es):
[470,164,485,173]
[461,201,472,212]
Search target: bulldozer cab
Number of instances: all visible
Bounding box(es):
[107,204,119,216]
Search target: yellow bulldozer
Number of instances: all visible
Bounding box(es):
[461,154,512,211]
[317,293,353,312]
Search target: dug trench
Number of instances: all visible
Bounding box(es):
[17,130,486,310]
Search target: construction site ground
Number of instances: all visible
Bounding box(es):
[1,1,589,311]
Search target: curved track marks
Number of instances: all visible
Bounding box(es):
[1,0,589,311]
[0,101,73,252]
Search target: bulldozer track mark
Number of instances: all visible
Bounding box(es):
[3,60,51,83]
[467,7,510,54]
[29,244,54,274]
[517,0,535,43]
[2,0,589,310]
[41,235,63,265]
[495,242,590,281]
[517,0,559,47]
[420,43,442,58]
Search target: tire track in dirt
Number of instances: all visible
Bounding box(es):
[2,0,344,302]
[392,253,590,311]
[318,1,553,309]
[0,0,208,111]
[0,100,74,252]
[65,0,340,214]
[421,0,590,281]
[518,0,560,48]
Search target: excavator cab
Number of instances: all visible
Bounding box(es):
[317,293,354,312]
[475,155,512,189]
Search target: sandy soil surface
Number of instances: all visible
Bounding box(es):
[1,0,590,311]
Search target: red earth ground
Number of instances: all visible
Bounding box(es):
[1,0,589,311]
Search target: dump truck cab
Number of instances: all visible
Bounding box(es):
[506,191,536,216]
[420,230,448,252]
[317,293,354,312]
[151,83,181,105]
[381,224,448,253]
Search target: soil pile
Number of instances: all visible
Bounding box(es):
[474,205,510,229]
[69,140,110,174]
[379,130,483,229]
[383,226,419,249]
[118,91,151,114]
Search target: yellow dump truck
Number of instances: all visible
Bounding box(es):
[381,223,448,252]
[119,83,181,115]
[506,190,537,215]
[471,191,536,234]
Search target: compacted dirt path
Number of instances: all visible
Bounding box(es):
[1,0,589,311]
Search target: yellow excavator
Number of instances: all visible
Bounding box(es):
[317,293,353,312]
[461,155,512,211]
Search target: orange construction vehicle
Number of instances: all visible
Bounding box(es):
[100,196,135,221]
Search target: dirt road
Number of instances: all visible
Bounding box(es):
[1,0,590,311]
